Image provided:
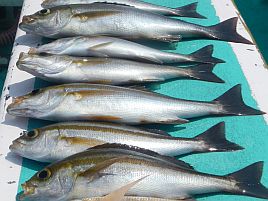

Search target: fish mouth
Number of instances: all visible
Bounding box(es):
[28,48,38,54]
[7,103,30,117]
[20,182,37,200]
[21,16,37,24]
[9,140,26,151]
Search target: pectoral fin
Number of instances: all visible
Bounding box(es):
[102,175,149,201]
[77,157,126,181]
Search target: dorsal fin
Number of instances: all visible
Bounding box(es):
[89,143,195,170]
[92,2,135,8]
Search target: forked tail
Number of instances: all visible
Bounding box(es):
[194,122,243,153]
[206,17,253,44]
[173,2,206,19]
[225,162,268,199]
[214,84,265,116]
[189,45,225,64]
[186,63,224,83]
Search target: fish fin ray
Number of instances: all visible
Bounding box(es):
[89,143,195,170]
[174,2,206,19]
[225,161,268,199]
[189,45,225,64]
[194,122,244,152]
[143,128,171,136]
[89,42,113,50]
[77,157,124,180]
[158,117,189,124]
[213,84,265,116]
[207,17,253,44]
[102,176,149,201]
[186,63,224,83]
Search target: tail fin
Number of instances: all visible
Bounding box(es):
[186,64,224,83]
[207,17,253,44]
[194,122,243,152]
[214,84,265,116]
[189,45,225,64]
[225,162,268,199]
[173,2,206,19]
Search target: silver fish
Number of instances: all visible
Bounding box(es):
[17,52,224,84]
[41,0,205,19]
[20,144,268,200]
[9,121,243,162]
[29,36,224,64]
[19,3,252,44]
[6,83,264,124]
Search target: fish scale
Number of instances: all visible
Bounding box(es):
[19,144,268,200]
[7,83,264,124]
[16,53,225,85]
[19,3,252,44]
[9,121,243,162]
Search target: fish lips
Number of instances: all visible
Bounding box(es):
[9,140,26,153]
[20,182,38,201]
[7,101,33,117]
[19,16,39,33]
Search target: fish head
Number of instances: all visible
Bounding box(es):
[20,164,76,200]
[9,128,58,161]
[19,7,72,37]
[30,36,85,55]
[17,52,70,76]
[7,87,64,118]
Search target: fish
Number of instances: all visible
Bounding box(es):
[41,0,205,19]
[9,121,243,162]
[20,144,268,200]
[6,83,264,124]
[19,143,197,200]
[29,36,224,64]
[17,52,224,85]
[19,3,252,44]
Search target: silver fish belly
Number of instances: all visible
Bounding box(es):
[17,53,224,84]
[9,121,242,162]
[41,0,205,18]
[19,3,252,44]
[29,36,223,64]
[6,84,264,124]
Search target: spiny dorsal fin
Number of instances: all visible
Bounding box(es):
[89,143,195,171]
[92,2,135,8]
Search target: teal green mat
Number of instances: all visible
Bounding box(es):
[16,0,268,200]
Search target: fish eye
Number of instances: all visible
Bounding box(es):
[31,89,40,95]
[37,168,51,180]
[39,9,50,15]
[25,130,38,138]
